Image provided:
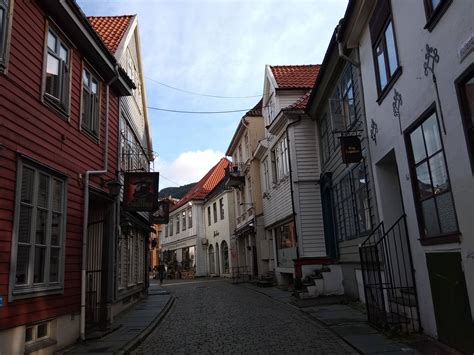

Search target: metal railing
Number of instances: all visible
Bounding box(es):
[231,266,251,284]
[359,214,420,333]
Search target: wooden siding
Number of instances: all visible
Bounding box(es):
[117,31,148,153]
[0,0,120,330]
[318,60,377,263]
[291,119,326,256]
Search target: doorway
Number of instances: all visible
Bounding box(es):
[426,252,474,352]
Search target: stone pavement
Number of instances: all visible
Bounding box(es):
[57,282,173,355]
[133,278,359,354]
[242,283,460,355]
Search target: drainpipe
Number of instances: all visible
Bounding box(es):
[80,67,119,341]
[285,116,301,280]
[335,22,360,68]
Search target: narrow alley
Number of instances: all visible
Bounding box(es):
[133,279,356,354]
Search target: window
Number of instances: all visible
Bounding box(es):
[406,107,459,241]
[213,202,217,223]
[262,158,270,192]
[81,68,99,137]
[370,0,400,98]
[10,159,66,298]
[24,321,56,352]
[272,135,289,182]
[44,28,70,112]
[423,0,452,31]
[219,198,224,220]
[0,0,12,71]
[244,133,250,161]
[334,162,372,241]
[320,114,330,163]
[188,208,192,228]
[169,217,173,236]
[456,65,474,172]
[165,224,168,238]
[275,222,296,268]
[207,206,211,226]
[176,215,180,234]
[182,211,186,231]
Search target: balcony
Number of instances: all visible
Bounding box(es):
[225,162,246,187]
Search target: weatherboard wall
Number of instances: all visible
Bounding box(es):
[0,0,120,332]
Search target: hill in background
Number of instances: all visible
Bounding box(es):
[159,182,196,200]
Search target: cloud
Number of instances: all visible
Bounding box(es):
[154,149,225,189]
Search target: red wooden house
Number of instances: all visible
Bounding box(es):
[0,0,134,353]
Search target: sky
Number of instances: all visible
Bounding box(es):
[77,0,348,189]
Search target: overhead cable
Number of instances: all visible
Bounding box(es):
[145,76,261,99]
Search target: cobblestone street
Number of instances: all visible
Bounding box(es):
[132,279,357,354]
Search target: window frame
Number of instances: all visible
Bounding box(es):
[455,63,474,174]
[333,161,372,241]
[405,103,460,244]
[423,0,452,32]
[369,1,401,103]
[219,198,224,220]
[9,156,67,300]
[169,216,173,236]
[271,135,289,183]
[188,208,192,228]
[0,0,13,73]
[181,210,186,231]
[207,206,211,226]
[42,26,72,116]
[213,202,217,223]
[81,66,101,139]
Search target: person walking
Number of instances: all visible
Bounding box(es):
[157,263,166,285]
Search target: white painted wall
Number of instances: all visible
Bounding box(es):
[359,0,474,338]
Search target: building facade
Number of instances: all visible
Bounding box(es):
[161,158,230,277]
[89,15,154,325]
[356,0,473,351]
[306,1,379,302]
[225,100,272,279]
[203,181,235,277]
[0,0,135,353]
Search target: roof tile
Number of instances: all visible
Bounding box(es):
[88,15,134,54]
[285,90,312,110]
[171,158,230,211]
[246,98,263,117]
[270,64,320,89]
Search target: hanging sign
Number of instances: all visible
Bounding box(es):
[123,172,159,211]
[340,136,362,164]
[152,200,170,224]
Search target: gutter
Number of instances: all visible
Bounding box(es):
[285,116,302,262]
[80,67,120,341]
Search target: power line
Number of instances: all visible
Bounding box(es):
[147,106,255,114]
[145,76,262,99]
[159,173,182,187]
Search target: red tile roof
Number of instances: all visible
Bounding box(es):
[88,16,134,54]
[171,158,230,211]
[270,64,320,89]
[285,90,312,110]
[246,98,263,117]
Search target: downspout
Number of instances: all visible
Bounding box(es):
[335,22,360,68]
[80,67,119,341]
[285,115,302,273]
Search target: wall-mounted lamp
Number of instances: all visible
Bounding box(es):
[103,179,122,198]
[120,217,133,237]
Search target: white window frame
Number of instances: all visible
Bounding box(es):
[188,208,192,228]
[272,135,289,182]
[43,26,71,114]
[182,211,186,231]
[262,157,270,192]
[9,157,67,300]
[81,67,100,138]
[219,198,224,220]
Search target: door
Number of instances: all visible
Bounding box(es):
[320,173,337,259]
[426,252,474,353]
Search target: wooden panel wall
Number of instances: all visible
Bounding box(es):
[0,0,120,330]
